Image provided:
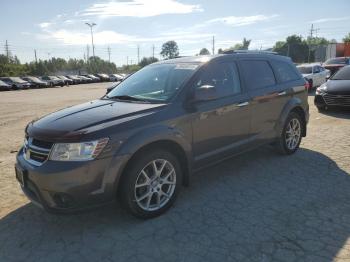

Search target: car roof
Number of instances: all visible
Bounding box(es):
[154,52,291,65]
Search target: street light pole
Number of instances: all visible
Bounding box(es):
[85,22,96,58]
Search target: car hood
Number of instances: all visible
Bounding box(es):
[27,99,166,141]
[325,80,350,95]
[302,73,312,78]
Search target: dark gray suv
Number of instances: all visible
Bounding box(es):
[15,52,309,218]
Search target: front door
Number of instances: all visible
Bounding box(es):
[191,61,251,167]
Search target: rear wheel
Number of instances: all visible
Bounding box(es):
[120,150,182,219]
[275,112,303,155]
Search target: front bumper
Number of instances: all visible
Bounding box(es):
[15,148,128,213]
[315,92,350,107]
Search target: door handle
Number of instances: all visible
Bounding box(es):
[277,91,286,96]
[237,101,249,107]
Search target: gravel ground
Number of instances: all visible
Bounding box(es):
[0,83,349,262]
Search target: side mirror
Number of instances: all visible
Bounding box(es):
[194,85,218,102]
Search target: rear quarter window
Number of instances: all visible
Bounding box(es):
[271,60,300,83]
[239,60,276,90]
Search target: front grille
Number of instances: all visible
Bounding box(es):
[24,137,53,166]
[323,93,350,106]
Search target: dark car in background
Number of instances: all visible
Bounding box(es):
[0,79,11,91]
[109,73,124,82]
[41,76,65,87]
[323,57,350,76]
[315,65,350,110]
[57,75,73,85]
[0,77,31,90]
[66,75,82,84]
[82,74,100,82]
[15,52,309,218]
[95,73,110,82]
[22,76,49,88]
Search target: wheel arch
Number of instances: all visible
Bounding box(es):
[276,98,307,137]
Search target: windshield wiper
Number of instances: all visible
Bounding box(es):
[106,95,148,102]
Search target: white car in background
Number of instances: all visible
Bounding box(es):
[297,64,329,89]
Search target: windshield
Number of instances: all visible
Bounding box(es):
[0,80,8,85]
[106,63,199,102]
[28,77,41,82]
[331,66,350,80]
[10,77,26,83]
[49,76,60,80]
[324,58,348,65]
[297,66,312,74]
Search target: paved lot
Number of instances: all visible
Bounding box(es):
[0,84,350,262]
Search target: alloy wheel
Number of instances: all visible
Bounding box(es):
[134,159,176,211]
[285,118,301,150]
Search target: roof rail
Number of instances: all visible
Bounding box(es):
[222,49,278,55]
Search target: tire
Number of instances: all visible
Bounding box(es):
[120,149,182,219]
[275,112,303,155]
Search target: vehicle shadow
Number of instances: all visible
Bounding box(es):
[1,147,349,261]
[318,107,350,120]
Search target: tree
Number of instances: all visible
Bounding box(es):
[139,57,159,67]
[199,48,210,55]
[242,38,251,50]
[273,35,309,63]
[218,38,252,53]
[343,33,350,43]
[160,41,179,59]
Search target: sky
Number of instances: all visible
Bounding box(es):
[1,0,349,66]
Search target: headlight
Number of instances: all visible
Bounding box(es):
[49,138,109,161]
[316,84,327,94]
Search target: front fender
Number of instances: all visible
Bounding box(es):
[275,97,303,136]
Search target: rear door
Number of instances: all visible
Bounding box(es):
[191,61,251,166]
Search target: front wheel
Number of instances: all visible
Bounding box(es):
[275,112,303,155]
[120,150,182,219]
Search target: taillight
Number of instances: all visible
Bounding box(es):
[304,81,310,90]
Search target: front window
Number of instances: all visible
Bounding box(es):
[297,66,312,74]
[10,77,26,83]
[106,63,199,102]
[331,66,350,80]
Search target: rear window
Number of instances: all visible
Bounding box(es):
[324,58,348,65]
[297,66,312,74]
[240,60,276,90]
[272,60,300,82]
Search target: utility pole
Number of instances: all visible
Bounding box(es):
[137,45,140,64]
[47,52,51,60]
[127,56,129,66]
[86,45,90,60]
[212,36,215,55]
[107,46,111,63]
[85,22,96,58]
[152,44,155,59]
[34,49,37,63]
[308,24,320,63]
[5,40,10,59]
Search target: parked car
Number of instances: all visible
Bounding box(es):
[297,64,328,89]
[323,57,350,76]
[41,76,64,87]
[82,74,100,82]
[0,79,11,91]
[315,65,350,110]
[15,52,309,218]
[66,75,82,84]
[95,73,110,82]
[22,76,49,88]
[109,74,124,82]
[0,77,31,90]
[77,75,93,83]
[57,75,73,85]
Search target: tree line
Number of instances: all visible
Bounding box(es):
[1,33,349,77]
